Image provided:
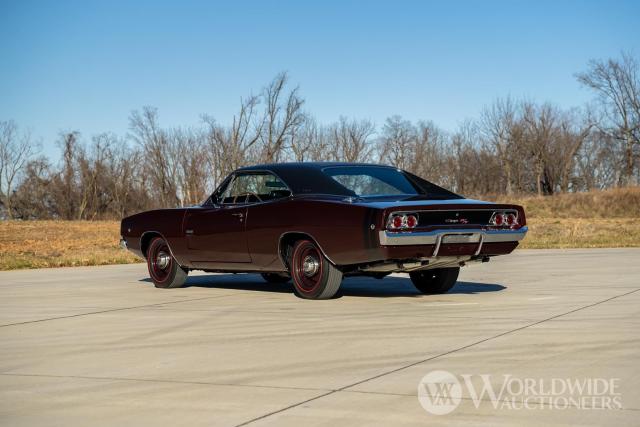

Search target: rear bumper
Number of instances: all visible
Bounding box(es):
[378,226,528,255]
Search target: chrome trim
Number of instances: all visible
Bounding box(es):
[119,238,127,249]
[488,210,519,226]
[378,226,528,246]
[156,251,171,269]
[302,255,320,277]
[388,208,517,215]
[360,256,474,273]
[474,234,485,256]
[217,170,293,206]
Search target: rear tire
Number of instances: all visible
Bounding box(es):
[261,273,291,283]
[290,240,342,299]
[409,267,459,294]
[146,237,188,289]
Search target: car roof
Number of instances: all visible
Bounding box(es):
[229,162,460,199]
[237,162,396,172]
[237,162,393,196]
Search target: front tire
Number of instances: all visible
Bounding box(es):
[290,240,342,299]
[409,267,459,294]
[146,237,188,288]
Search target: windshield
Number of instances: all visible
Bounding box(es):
[323,166,421,197]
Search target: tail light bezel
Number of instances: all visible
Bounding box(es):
[489,210,519,228]
[387,213,419,230]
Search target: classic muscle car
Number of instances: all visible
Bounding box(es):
[120,163,527,299]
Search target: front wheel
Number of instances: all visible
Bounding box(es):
[146,237,188,288]
[290,240,342,299]
[409,267,459,294]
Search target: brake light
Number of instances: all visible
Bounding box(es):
[388,213,418,230]
[490,211,518,227]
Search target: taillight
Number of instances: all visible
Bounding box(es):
[490,211,518,227]
[388,213,418,230]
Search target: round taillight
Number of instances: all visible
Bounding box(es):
[392,215,403,229]
[506,213,517,225]
[406,215,417,228]
[494,213,504,226]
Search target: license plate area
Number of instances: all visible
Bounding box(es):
[442,233,481,244]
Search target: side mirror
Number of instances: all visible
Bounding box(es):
[204,195,220,207]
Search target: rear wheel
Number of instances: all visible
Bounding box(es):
[290,240,342,299]
[146,237,188,288]
[261,273,291,283]
[409,267,459,294]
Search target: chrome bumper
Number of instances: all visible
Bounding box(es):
[119,238,128,249]
[378,226,528,249]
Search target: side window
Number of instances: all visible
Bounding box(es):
[220,173,290,204]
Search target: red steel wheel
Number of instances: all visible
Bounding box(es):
[146,237,188,288]
[290,239,342,299]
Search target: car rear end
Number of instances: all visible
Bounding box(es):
[362,202,528,273]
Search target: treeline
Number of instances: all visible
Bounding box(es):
[1,53,638,220]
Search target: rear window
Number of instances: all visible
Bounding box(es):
[323,166,420,197]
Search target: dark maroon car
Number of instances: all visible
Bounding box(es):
[120,163,527,299]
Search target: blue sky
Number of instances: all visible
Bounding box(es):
[1,0,639,158]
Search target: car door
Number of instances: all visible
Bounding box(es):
[183,205,249,263]
[183,174,252,263]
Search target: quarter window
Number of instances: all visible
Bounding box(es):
[220,173,290,204]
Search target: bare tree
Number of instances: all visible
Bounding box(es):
[378,116,416,169]
[480,98,521,195]
[0,121,38,218]
[11,157,52,219]
[289,116,330,161]
[556,109,594,193]
[203,95,262,185]
[577,52,640,185]
[129,107,181,208]
[326,116,375,162]
[172,128,210,206]
[259,72,305,162]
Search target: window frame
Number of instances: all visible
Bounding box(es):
[214,170,292,206]
[321,165,422,197]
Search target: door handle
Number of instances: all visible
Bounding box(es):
[185,229,194,235]
[231,213,244,218]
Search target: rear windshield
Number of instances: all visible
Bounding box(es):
[323,166,420,197]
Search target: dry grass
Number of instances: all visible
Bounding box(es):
[1,187,638,270]
[519,218,640,249]
[486,186,640,219]
[0,221,140,270]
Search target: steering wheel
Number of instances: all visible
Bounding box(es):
[232,192,263,204]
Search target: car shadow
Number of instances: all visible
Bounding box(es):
[139,274,506,298]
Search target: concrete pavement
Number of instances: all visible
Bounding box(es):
[1,248,639,426]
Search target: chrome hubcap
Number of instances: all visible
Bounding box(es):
[302,255,319,277]
[156,251,171,270]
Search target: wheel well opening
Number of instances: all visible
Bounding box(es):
[140,232,162,258]
[279,232,315,270]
